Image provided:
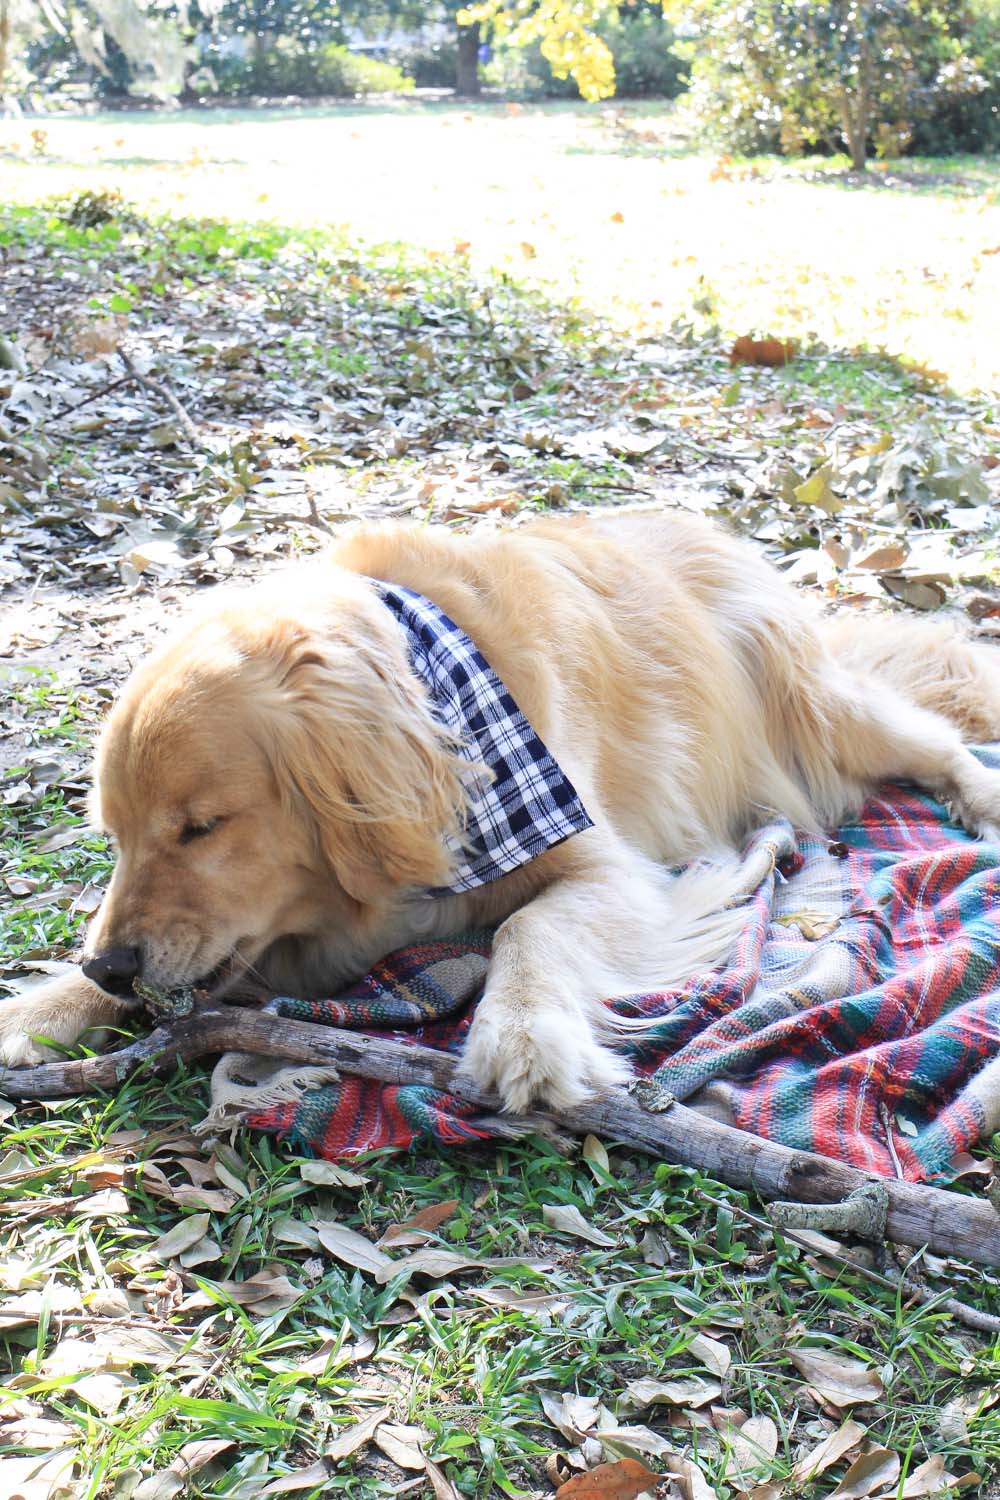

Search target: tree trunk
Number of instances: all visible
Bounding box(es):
[456,21,481,98]
[839,29,872,170]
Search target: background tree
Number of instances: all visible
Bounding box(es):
[671,0,977,170]
[6,0,198,100]
[461,0,995,167]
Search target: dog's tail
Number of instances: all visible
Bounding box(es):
[597,836,782,1035]
[824,614,1000,743]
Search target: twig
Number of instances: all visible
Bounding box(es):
[5,997,1000,1268]
[119,351,205,449]
[9,372,139,443]
[879,1104,906,1181]
[724,1198,1000,1336]
[266,489,338,536]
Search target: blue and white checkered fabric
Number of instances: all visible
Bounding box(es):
[373,581,594,893]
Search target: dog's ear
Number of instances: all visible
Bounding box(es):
[256,618,468,904]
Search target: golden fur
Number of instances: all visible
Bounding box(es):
[4,510,1000,1109]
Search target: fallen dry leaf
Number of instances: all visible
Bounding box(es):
[314,1221,394,1278]
[791,1418,865,1483]
[724,1415,779,1487]
[425,1454,463,1500]
[374,1248,547,1284]
[298,1160,369,1189]
[445,493,522,518]
[0,1451,77,1500]
[260,1461,333,1495]
[829,1445,899,1499]
[151,1213,211,1261]
[325,1406,392,1462]
[548,1452,582,1488]
[582,1135,611,1174]
[139,1163,235,1214]
[626,1374,722,1410]
[172,1438,237,1476]
[898,1455,958,1497]
[788,1348,885,1408]
[597,1423,678,1463]
[0,1415,79,1449]
[880,574,948,611]
[294,1331,376,1375]
[542,1204,616,1247]
[687,1332,731,1379]
[640,1229,671,1267]
[793,462,841,515]
[658,1451,718,1500]
[133,1438,237,1500]
[379,1199,459,1249]
[775,908,841,941]
[0,1287,82,1330]
[178,1234,222,1269]
[471,1287,568,1316]
[853,542,908,572]
[555,1456,666,1500]
[374,1421,426,1471]
[729,336,794,368]
[181,1271,302,1315]
[541,1390,601,1442]
[947,1151,993,1180]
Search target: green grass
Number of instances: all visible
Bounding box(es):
[0,104,997,391]
[5,1055,1000,1496]
[1,669,111,962]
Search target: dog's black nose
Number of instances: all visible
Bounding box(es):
[82,945,142,998]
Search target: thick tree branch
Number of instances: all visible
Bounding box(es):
[3,999,1000,1266]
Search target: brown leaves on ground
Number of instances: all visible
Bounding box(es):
[321,1407,462,1498]
[542,1202,618,1246]
[555,1457,666,1499]
[787,1348,885,1408]
[829,1446,900,1499]
[729,336,795,367]
[379,1198,460,1248]
[791,1418,866,1484]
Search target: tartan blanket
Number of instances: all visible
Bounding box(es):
[208,750,1000,1184]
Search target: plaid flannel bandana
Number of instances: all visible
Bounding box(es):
[372,581,593,892]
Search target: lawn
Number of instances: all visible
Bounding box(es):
[2,103,1000,1500]
[1,102,999,390]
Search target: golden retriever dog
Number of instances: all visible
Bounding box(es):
[3,510,1000,1111]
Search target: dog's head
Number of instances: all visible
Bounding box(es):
[82,573,467,998]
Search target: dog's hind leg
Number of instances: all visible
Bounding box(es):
[810,667,1000,840]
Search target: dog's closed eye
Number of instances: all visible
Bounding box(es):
[179,817,225,845]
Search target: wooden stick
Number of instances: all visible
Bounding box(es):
[4,1001,1000,1266]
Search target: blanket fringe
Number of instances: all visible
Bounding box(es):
[195,1053,342,1135]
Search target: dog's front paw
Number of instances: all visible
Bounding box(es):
[0,974,127,1069]
[0,997,70,1067]
[457,1000,631,1114]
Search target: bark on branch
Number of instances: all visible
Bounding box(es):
[3,999,999,1266]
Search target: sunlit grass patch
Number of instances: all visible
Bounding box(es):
[0,104,997,390]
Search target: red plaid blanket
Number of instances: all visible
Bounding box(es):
[210,754,1000,1184]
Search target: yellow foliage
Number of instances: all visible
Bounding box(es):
[458,0,619,100]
